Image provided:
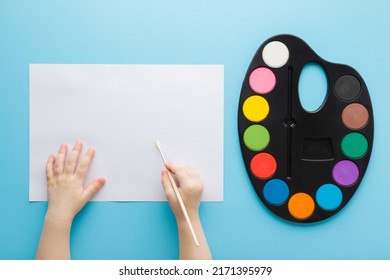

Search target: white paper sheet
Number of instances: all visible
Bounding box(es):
[29,64,224,201]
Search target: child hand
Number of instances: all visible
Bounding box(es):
[160,163,212,260]
[45,141,106,221]
[161,163,204,221]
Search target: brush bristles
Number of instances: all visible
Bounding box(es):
[155,140,161,150]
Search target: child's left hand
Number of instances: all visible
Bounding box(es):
[45,141,106,221]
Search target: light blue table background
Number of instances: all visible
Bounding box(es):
[1,0,389,260]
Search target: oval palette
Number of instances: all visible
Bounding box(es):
[238,34,374,223]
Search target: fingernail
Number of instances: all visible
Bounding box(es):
[98,178,106,185]
[75,140,83,148]
[86,147,95,156]
[59,144,67,152]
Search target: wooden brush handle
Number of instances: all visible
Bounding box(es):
[166,170,199,247]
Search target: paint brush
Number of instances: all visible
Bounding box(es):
[155,141,199,247]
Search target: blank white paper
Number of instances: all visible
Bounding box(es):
[29,64,224,201]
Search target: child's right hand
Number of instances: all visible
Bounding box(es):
[161,163,204,221]
[161,163,212,260]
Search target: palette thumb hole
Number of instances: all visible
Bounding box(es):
[238,34,373,223]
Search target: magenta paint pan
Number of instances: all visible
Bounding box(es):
[238,34,374,223]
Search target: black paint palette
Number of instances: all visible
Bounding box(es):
[238,35,374,223]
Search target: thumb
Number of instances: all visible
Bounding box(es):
[82,178,106,202]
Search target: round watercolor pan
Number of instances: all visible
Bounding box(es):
[238,34,374,223]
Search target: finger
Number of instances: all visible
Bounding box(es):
[164,162,176,174]
[46,154,55,185]
[54,143,68,175]
[165,163,203,194]
[64,140,83,175]
[164,163,192,184]
[161,170,176,201]
[75,147,95,179]
[82,178,106,203]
